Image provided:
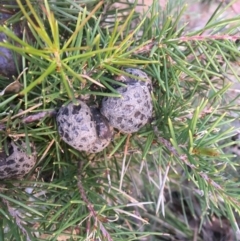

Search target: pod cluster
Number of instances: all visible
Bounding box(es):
[0,69,153,179]
[56,68,153,153]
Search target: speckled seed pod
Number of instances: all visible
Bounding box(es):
[0,140,37,179]
[56,100,113,153]
[101,68,153,133]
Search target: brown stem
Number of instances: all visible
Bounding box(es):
[2,199,32,241]
[77,161,113,241]
[21,110,57,123]
[153,125,223,191]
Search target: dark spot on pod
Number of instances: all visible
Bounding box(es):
[61,107,69,116]
[129,79,140,85]
[4,167,11,173]
[72,104,82,114]
[124,105,134,112]
[58,126,64,135]
[147,83,152,92]
[23,163,30,168]
[231,134,239,141]
[134,111,141,118]
[74,115,83,122]
[64,132,72,142]
[144,102,150,107]
[140,114,145,120]
[143,89,149,95]
[9,170,18,175]
[127,119,134,125]
[19,157,25,163]
[6,159,15,165]
[71,125,80,132]
[117,117,123,124]
[74,131,78,137]
[81,137,87,142]
[121,87,128,93]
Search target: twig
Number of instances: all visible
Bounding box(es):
[131,34,240,56]
[77,161,113,241]
[153,126,223,191]
[2,199,32,241]
[177,35,240,42]
[132,40,156,54]
[21,110,57,123]
[0,110,56,131]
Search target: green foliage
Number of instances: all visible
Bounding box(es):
[1,0,240,240]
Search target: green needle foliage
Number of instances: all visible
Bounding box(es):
[1,0,240,240]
